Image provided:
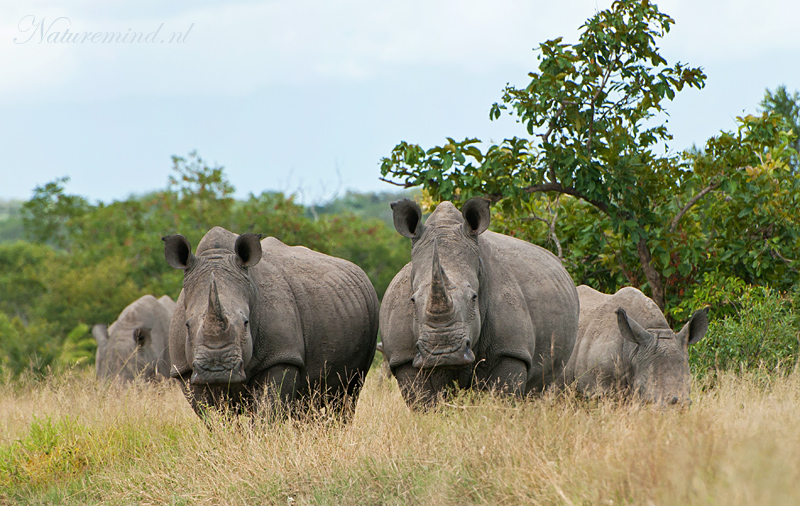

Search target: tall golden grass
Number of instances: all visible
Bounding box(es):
[2,368,800,505]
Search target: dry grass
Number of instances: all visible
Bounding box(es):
[1,368,800,505]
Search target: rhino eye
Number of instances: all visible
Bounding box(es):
[410,296,416,304]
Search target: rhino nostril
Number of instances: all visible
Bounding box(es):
[464,339,471,349]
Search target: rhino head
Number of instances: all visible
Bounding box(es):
[391,198,491,370]
[616,307,709,406]
[163,232,262,386]
[93,295,172,382]
[94,323,159,381]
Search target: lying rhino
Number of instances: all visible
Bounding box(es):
[380,198,580,408]
[566,285,709,406]
[163,227,379,419]
[94,294,176,382]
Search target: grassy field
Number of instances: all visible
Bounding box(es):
[1,367,799,505]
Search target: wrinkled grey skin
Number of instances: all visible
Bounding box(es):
[163,227,379,419]
[94,294,175,382]
[380,198,580,408]
[565,285,709,406]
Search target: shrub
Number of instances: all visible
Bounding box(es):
[690,282,800,377]
[0,314,59,378]
[58,324,95,368]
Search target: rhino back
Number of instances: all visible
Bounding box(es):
[168,290,190,378]
[477,231,579,389]
[567,286,619,388]
[151,296,175,377]
[379,263,415,370]
[102,294,173,380]
[610,287,669,329]
[573,285,613,346]
[158,295,177,315]
[568,285,667,392]
[112,295,171,351]
[250,237,379,390]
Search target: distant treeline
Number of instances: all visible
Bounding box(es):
[0,153,414,377]
[0,199,23,243]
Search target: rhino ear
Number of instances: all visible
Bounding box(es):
[133,327,151,347]
[92,324,109,346]
[163,234,195,270]
[235,233,263,267]
[678,307,710,346]
[616,308,654,347]
[461,198,491,236]
[391,199,423,239]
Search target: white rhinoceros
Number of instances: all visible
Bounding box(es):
[566,285,709,406]
[94,294,175,382]
[380,198,580,408]
[163,227,379,419]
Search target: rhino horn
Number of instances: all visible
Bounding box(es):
[427,240,454,316]
[207,273,229,330]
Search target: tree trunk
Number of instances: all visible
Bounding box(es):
[636,236,666,311]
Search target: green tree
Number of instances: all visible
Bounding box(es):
[680,114,800,305]
[381,0,705,309]
[380,0,798,314]
[309,189,419,226]
[0,242,64,376]
[0,199,24,243]
[168,150,236,234]
[22,177,89,249]
[3,152,411,376]
[0,242,58,323]
[760,85,800,169]
[0,313,58,377]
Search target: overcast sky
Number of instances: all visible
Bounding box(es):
[1,0,798,204]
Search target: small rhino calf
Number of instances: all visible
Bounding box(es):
[566,286,708,406]
[94,295,176,382]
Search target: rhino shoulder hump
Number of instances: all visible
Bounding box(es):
[157,295,176,312]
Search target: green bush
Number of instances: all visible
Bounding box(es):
[0,313,59,378]
[58,324,95,368]
[690,283,800,377]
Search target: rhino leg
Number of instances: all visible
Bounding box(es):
[305,368,368,423]
[184,382,249,421]
[250,364,300,419]
[482,356,528,397]
[333,369,367,422]
[394,364,462,410]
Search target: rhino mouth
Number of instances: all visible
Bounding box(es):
[191,354,246,385]
[413,336,475,369]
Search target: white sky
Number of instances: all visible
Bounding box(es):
[1,0,798,203]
